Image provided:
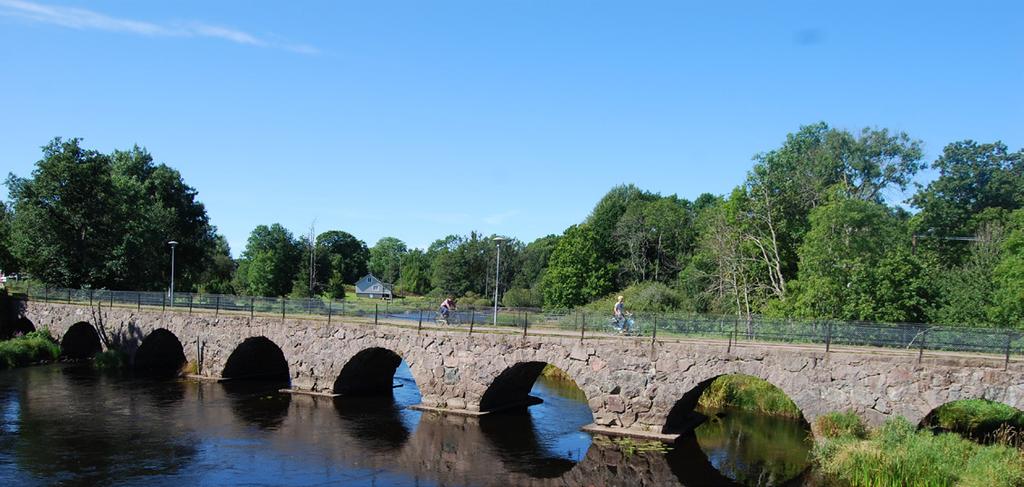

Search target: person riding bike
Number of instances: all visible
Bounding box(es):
[612,295,633,334]
[438,297,456,325]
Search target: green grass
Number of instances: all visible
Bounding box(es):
[93,349,128,370]
[814,417,1024,487]
[697,374,804,419]
[925,399,1024,444]
[0,329,60,369]
[816,411,869,439]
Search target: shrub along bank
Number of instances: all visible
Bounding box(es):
[813,413,1024,487]
[0,329,59,369]
[696,375,803,419]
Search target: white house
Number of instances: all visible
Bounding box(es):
[355,274,393,299]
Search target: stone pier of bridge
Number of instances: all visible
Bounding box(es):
[10,299,1024,438]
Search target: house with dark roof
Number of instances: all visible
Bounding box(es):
[355,274,393,299]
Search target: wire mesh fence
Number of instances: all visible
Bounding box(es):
[7,282,1022,361]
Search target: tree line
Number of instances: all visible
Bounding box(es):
[2,125,1021,327]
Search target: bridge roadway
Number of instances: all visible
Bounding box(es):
[13,299,1024,439]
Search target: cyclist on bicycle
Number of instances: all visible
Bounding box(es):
[612,295,632,334]
[439,296,456,324]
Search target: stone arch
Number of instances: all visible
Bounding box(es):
[479,361,592,415]
[663,373,809,435]
[333,347,413,397]
[222,336,290,383]
[60,322,102,359]
[134,328,187,375]
[9,316,35,337]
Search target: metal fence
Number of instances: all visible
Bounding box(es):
[6,282,1022,363]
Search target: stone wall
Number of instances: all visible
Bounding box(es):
[19,300,1024,437]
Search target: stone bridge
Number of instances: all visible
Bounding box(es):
[11,299,1024,438]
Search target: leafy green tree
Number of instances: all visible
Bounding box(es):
[428,232,522,299]
[369,237,407,284]
[0,202,15,274]
[197,235,235,294]
[911,141,1023,264]
[542,224,615,309]
[989,210,1024,327]
[397,249,431,295]
[614,196,693,284]
[787,197,927,322]
[233,224,300,297]
[6,139,218,290]
[316,230,368,284]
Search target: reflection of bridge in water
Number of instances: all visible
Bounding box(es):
[12,299,1024,441]
[9,367,745,486]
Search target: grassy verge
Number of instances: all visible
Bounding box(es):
[697,374,803,419]
[94,349,128,370]
[0,329,60,369]
[814,413,1024,487]
[924,399,1024,447]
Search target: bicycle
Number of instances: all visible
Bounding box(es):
[611,313,638,336]
[436,308,460,327]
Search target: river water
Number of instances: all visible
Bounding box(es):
[0,363,812,486]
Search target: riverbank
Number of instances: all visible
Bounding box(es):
[0,329,59,369]
[813,412,1024,486]
[697,374,803,419]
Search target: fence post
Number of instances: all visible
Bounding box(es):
[732,317,739,345]
[1005,332,1013,371]
[652,315,658,344]
[188,294,193,315]
[281,298,286,320]
[728,329,733,354]
[90,289,94,306]
[110,291,114,307]
[162,292,166,312]
[328,301,333,325]
[374,304,378,325]
[417,309,422,332]
[215,296,220,316]
[68,288,72,304]
[580,311,586,343]
[137,292,141,311]
[43,286,48,302]
[918,329,927,363]
[825,321,832,353]
[525,311,529,327]
[470,309,475,327]
[250,296,255,319]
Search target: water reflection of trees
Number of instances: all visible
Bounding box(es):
[9,365,196,486]
[689,408,811,486]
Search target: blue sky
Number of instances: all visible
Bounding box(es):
[1,1,1021,255]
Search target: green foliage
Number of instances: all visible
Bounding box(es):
[0,202,15,274]
[513,235,560,290]
[911,140,1024,265]
[397,249,431,295]
[368,237,407,284]
[584,282,684,314]
[542,224,615,309]
[6,139,220,290]
[501,287,544,308]
[233,224,301,297]
[815,411,868,439]
[316,230,369,285]
[990,210,1024,326]
[814,417,1024,487]
[697,375,803,419]
[428,232,522,299]
[925,399,1024,440]
[0,329,59,369]
[93,349,128,370]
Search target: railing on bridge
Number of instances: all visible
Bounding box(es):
[7,282,1022,364]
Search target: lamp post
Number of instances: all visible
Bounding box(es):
[492,236,506,327]
[168,240,178,304]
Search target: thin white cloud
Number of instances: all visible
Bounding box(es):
[0,0,317,54]
[483,210,521,226]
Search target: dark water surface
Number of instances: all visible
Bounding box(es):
[0,364,811,486]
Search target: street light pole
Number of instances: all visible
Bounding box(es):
[492,237,506,327]
[168,240,178,305]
